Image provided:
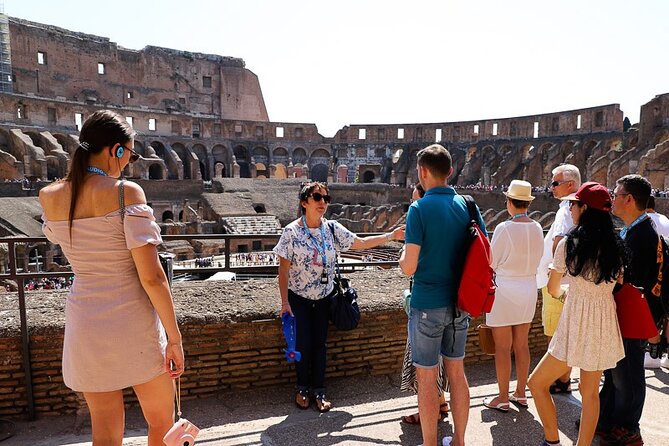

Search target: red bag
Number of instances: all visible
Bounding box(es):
[613,283,658,339]
[457,196,496,318]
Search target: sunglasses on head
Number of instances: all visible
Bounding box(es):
[310,192,331,203]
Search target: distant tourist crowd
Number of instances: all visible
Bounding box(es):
[24,277,72,291]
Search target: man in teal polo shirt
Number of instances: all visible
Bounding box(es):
[400,144,486,446]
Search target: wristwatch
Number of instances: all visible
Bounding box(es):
[385,233,392,241]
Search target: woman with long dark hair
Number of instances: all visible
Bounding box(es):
[39,110,184,445]
[528,182,627,446]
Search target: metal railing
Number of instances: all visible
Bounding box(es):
[0,233,399,420]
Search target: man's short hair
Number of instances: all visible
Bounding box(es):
[647,195,656,210]
[416,144,452,180]
[616,174,651,211]
[552,164,581,186]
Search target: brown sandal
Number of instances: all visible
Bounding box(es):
[401,413,421,425]
[315,394,332,413]
[400,405,449,425]
[295,390,310,409]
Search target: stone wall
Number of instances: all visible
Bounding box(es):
[8,17,268,122]
[0,270,549,418]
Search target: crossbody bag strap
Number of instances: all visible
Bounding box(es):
[118,179,126,222]
[328,222,342,282]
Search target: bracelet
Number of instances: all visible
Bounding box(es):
[553,291,566,304]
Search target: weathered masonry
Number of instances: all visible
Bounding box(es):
[1,14,669,188]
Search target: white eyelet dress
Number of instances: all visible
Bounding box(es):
[42,204,167,392]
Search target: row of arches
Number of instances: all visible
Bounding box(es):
[453,136,624,188]
[136,139,332,181]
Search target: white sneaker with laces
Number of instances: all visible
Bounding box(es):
[644,352,662,369]
[661,355,669,368]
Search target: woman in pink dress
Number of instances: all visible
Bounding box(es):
[39,110,184,446]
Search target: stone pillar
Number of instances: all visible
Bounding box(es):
[232,156,240,178]
[215,163,224,178]
[337,164,348,183]
[250,157,257,178]
[390,169,397,185]
[287,158,294,178]
[269,164,276,178]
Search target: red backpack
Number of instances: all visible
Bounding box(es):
[457,195,496,317]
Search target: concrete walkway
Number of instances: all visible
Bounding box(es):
[4,362,669,446]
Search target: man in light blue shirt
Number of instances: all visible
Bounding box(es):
[400,144,485,446]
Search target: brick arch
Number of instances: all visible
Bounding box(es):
[292,147,307,164]
[191,143,210,180]
[234,145,251,178]
[171,142,192,179]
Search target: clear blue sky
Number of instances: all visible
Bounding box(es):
[4,0,668,136]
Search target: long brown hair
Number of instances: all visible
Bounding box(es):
[66,110,135,238]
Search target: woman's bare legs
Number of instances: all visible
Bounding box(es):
[576,369,603,446]
[133,372,176,446]
[511,323,531,398]
[528,353,570,443]
[489,326,513,405]
[83,390,125,446]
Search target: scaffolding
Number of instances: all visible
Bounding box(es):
[0,4,13,93]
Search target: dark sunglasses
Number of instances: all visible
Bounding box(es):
[310,192,331,203]
[126,147,140,163]
[550,180,571,187]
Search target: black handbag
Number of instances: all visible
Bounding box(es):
[328,223,361,330]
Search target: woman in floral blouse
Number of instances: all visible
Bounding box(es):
[274,181,404,412]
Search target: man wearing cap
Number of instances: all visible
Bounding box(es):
[400,144,486,446]
[599,174,658,445]
[536,164,580,394]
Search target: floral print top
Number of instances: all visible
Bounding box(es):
[273,218,356,300]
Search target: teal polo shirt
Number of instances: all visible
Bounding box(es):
[405,186,487,309]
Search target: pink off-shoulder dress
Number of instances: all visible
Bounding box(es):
[42,204,167,392]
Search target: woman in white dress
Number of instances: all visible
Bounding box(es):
[528,182,627,446]
[483,180,544,412]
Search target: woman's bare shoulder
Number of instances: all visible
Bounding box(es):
[120,180,147,206]
[39,181,69,204]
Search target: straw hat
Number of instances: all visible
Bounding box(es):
[504,180,535,201]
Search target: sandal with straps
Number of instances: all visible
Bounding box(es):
[315,394,332,413]
[295,389,310,410]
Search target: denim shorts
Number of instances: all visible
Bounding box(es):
[409,306,470,367]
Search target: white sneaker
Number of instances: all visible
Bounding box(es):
[644,352,662,369]
[442,437,453,446]
[661,355,669,368]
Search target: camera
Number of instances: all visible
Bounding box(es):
[163,418,200,446]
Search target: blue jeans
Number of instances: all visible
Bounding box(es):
[408,306,470,367]
[288,290,330,395]
[599,338,647,433]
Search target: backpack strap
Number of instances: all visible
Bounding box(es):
[462,194,478,224]
[118,179,126,222]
